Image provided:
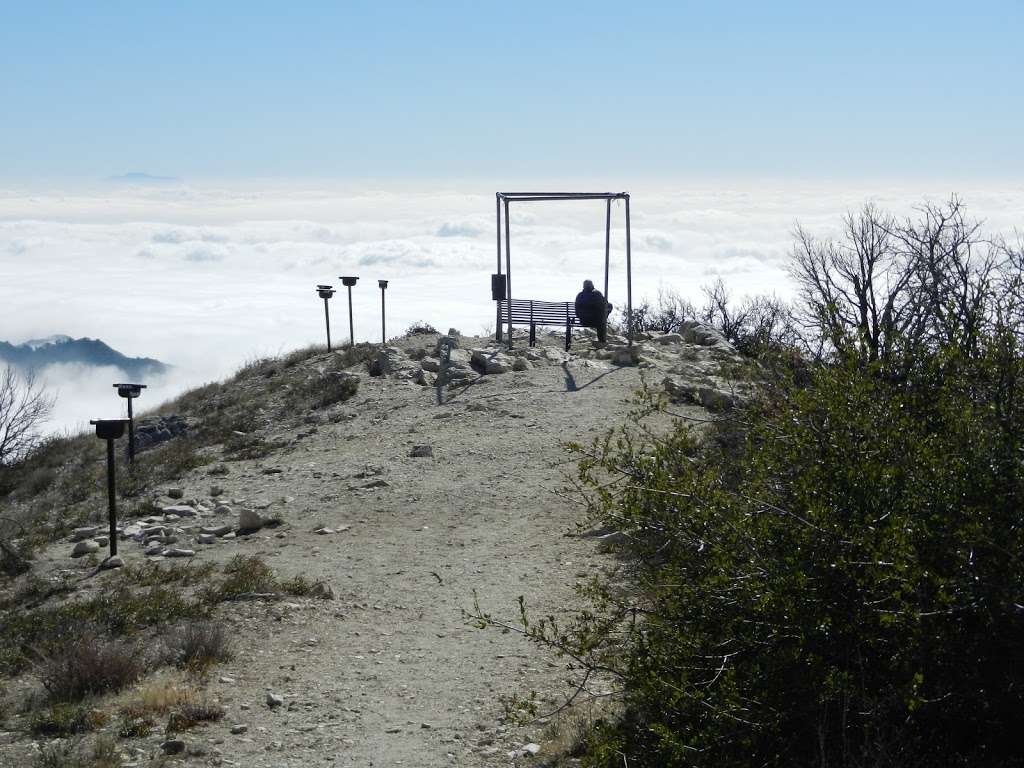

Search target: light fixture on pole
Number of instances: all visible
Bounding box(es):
[113,383,146,464]
[316,285,336,351]
[339,276,359,346]
[378,280,389,344]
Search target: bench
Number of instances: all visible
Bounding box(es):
[497,299,581,350]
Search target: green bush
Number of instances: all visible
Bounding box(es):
[534,329,1024,767]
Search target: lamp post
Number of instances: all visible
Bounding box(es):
[316,285,336,351]
[378,280,388,344]
[90,419,128,557]
[113,383,146,464]
[339,276,359,346]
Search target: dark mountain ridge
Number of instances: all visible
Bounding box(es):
[0,336,168,379]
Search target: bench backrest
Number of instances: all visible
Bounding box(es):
[498,299,579,325]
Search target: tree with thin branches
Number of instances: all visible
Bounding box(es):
[0,365,55,466]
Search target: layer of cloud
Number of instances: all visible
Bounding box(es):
[1,181,1022,434]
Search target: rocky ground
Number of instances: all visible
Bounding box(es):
[0,323,751,767]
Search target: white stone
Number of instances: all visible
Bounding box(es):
[162,505,197,517]
[72,539,100,556]
[238,508,264,530]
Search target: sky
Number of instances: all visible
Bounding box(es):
[0,2,1022,433]
[0,1,1021,180]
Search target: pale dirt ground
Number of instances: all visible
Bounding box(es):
[0,330,728,767]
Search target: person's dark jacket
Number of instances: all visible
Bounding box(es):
[575,287,611,327]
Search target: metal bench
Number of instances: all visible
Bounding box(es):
[497,299,581,350]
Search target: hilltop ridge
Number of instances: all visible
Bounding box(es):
[0,324,750,766]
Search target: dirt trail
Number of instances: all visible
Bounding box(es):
[203,353,658,767]
[3,330,730,766]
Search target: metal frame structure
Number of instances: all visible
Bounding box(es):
[494,192,632,348]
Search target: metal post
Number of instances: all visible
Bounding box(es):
[378,280,388,344]
[504,198,512,349]
[106,439,118,556]
[323,297,332,351]
[347,285,354,346]
[496,194,502,341]
[604,198,611,303]
[625,194,633,347]
[126,397,135,464]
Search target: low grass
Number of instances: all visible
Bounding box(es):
[201,555,314,602]
[0,585,208,675]
[121,561,217,588]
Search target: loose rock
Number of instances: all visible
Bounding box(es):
[238,509,264,530]
[72,540,100,557]
[409,445,433,458]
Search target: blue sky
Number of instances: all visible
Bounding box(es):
[1,1,1021,180]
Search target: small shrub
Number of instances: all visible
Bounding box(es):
[117,711,153,738]
[204,555,278,601]
[278,574,314,596]
[30,702,107,736]
[38,633,146,701]
[282,344,326,368]
[296,371,359,410]
[32,735,121,768]
[202,555,316,602]
[122,561,216,588]
[222,433,286,461]
[1,585,207,675]
[163,621,232,669]
[166,700,225,733]
[332,342,378,370]
[121,674,195,717]
[405,321,438,335]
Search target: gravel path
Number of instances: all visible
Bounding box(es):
[2,330,729,766]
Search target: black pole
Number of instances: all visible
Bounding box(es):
[625,194,633,347]
[323,297,332,351]
[106,439,118,557]
[604,197,611,309]
[347,285,354,346]
[126,397,135,464]
[504,198,512,349]
[496,194,502,342]
[380,285,386,344]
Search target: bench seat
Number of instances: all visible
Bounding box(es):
[497,299,582,349]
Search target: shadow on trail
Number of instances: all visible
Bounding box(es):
[562,361,622,392]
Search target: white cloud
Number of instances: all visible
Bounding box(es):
[1,180,1022,434]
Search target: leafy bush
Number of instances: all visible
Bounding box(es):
[517,330,1024,766]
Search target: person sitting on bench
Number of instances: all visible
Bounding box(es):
[575,279,613,343]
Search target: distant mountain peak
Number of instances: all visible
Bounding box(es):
[0,335,168,378]
[20,334,73,350]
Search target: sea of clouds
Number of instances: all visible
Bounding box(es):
[1,180,1021,435]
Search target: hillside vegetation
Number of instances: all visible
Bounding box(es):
[496,198,1024,766]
